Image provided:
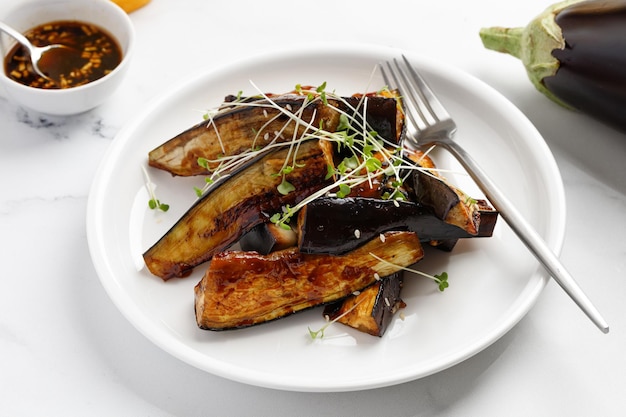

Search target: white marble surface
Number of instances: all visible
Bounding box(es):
[1,0,625,415]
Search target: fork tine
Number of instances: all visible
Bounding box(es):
[380,60,429,133]
[392,58,439,130]
[398,55,451,123]
[381,55,456,136]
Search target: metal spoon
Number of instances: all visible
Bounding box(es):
[0,20,72,85]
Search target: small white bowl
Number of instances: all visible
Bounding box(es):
[0,0,134,116]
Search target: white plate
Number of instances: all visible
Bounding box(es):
[87,44,565,392]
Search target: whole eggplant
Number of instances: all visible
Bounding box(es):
[480,0,626,132]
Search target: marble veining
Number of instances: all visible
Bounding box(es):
[1,0,625,416]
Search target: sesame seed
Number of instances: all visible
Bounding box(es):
[379,233,386,243]
[354,229,361,239]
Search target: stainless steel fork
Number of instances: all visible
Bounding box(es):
[382,55,609,333]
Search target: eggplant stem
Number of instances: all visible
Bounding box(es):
[479,27,524,59]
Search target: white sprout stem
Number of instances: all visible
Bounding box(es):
[368,252,440,282]
[141,165,158,202]
[310,296,366,339]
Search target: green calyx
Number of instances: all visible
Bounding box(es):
[479,0,586,108]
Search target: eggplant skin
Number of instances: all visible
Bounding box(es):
[543,1,626,131]
[194,231,423,330]
[143,139,332,280]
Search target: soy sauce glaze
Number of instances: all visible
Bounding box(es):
[4,20,122,89]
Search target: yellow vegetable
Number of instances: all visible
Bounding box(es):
[110,0,151,13]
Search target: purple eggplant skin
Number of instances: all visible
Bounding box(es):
[543,1,626,131]
[297,197,485,255]
[480,0,626,132]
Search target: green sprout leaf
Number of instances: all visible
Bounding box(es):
[336,114,350,131]
[365,157,382,172]
[277,178,296,195]
[325,163,336,180]
[434,272,449,292]
[198,157,210,170]
[336,183,351,198]
[148,199,169,212]
[308,326,326,339]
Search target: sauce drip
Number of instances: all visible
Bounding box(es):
[3,20,122,89]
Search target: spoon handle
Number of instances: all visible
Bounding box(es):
[0,21,32,50]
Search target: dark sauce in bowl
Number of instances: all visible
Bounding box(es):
[4,20,122,89]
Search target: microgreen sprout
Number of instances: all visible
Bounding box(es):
[142,165,169,212]
[190,79,455,226]
[465,195,478,206]
[277,178,296,195]
[308,296,365,339]
[368,252,449,291]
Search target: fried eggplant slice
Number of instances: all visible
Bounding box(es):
[297,196,497,255]
[323,272,405,337]
[143,139,333,280]
[148,94,401,177]
[406,149,497,237]
[429,199,498,251]
[194,231,423,330]
[148,95,342,177]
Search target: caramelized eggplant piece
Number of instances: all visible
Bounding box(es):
[148,93,402,177]
[406,150,459,219]
[194,231,423,330]
[148,95,342,177]
[239,222,297,255]
[406,149,491,236]
[430,199,499,251]
[297,197,496,255]
[323,272,405,337]
[412,165,460,220]
[143,140,333,280]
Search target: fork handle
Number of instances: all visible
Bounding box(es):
[442,140,609,333]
